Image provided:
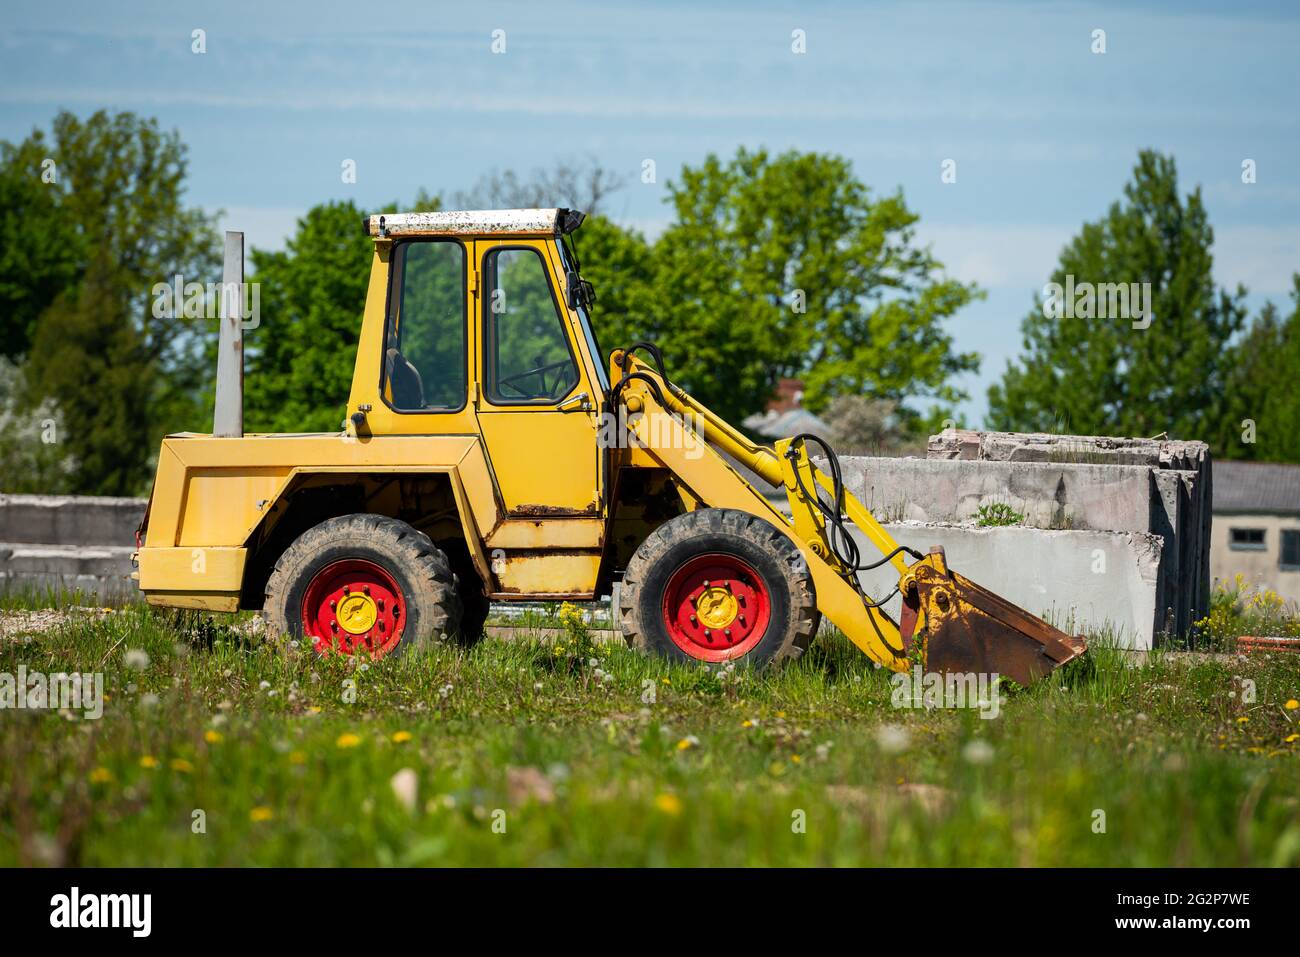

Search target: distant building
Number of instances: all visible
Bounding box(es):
[741,378,832,441]
[1210,460,1300,604]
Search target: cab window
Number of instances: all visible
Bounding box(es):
[383,240,466,412]
[483,247,579,404]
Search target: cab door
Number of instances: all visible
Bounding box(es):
[474,239,603,516]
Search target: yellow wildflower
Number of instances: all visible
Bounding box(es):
[654,793,682,815]
[249,806,274,823]
[336,732,362,749]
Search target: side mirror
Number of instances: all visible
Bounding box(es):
[566,270,596,309]
[566,269,581,309]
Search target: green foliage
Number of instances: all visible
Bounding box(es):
[1196,574,1300,648]
[0,356,75,493]
[570,213,657,362]
[651,148,980,425]
[245,201,386,432]
[988,151,1246,441]
[1214,276,1300,462]
[974,502,1025,527]
[1,110,219,494]
[0,132,80,359]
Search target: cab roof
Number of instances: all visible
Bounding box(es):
[362,207,586,239]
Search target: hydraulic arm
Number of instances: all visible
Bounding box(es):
[610,346,1086,684]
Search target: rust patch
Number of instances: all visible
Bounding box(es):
[509,503,594,518]
[903,551,1086,686]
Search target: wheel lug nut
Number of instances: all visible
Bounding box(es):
[330,621,338,632]
[363,585,371,595]
[690,614,696,623]
[330,600,337,609]
[725,629,732,639]
[704,629,711,637]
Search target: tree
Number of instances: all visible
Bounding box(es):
[244,200,382,433]
[453,155,628,215]
[0,356,75,493]
[25,257,155,495]
[0,132,81,359]
[651,148,980,426]
[7,111,219,494]
[987,151,1246,440]
[568,214,657,362]
[1216,276,1300,462]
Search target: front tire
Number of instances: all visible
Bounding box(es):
[264,514,463,658]
[619,508,818,668]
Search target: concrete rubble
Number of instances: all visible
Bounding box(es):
[840,429,1211,649]
[0,494,142,602]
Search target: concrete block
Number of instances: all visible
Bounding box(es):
[0,543,139,602]
[855,523,1164,650]
[835,456,1157,532]
[0,494,145,547]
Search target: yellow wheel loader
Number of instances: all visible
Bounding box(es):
[134,208,1085,684]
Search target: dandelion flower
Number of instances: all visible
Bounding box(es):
[1285,700,1299,711]
[875,724,911,754]
[170,758,194,773]
[89,767,113,784]
[654,793,683,816]
[249,806,274,823]
[123,649,150,671]
[336,732,362,749]
[204,730,223,744]
[139,756,158,769]
[962,739,995,765]
[391,731,413,744]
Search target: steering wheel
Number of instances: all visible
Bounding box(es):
[497,359,575,401]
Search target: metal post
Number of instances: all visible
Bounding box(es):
[213,231,244,437]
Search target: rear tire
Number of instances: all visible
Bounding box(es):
[264,514,463,658]
[439,539,490,645]
[619,508,817,668]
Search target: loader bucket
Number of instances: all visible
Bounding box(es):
[899,547,1086,687]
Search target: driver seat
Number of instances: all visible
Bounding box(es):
[385,347,425,409]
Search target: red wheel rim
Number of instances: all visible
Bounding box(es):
[301,558,406,658]
[662,553,771,662]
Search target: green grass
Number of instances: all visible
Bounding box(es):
[2,604,1299,866]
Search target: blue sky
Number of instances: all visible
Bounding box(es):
[3,0,1298,423]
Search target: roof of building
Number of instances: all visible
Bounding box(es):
[1213,460,1300,514]
[363,208,585,239]
[741,408,832,441]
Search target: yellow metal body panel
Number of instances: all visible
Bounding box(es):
[137,547,247,611]
[472,238,604,516]
[491,552,603,598]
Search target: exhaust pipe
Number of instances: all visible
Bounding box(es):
[213,230,244,438]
